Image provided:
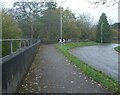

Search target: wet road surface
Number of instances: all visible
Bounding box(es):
[70,44,119,80]
[19,45,110,93]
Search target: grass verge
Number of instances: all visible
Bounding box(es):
[55,42,119,94]
[114,46,120,53]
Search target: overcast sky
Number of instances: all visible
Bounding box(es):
[0,0,119,24]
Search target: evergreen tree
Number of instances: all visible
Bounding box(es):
[96,13,111,43]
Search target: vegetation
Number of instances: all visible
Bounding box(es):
[2,11,22,56]
[7,2,95,43]
[2,1,119,53]
[55,42,119,93]
[2,0,120,93]
[96,13,111,43]
[114,46,120,52]
[2,1,96,56]
[90,0,119,8]
[111,23,120,42]
[2,11,22,39]
[3,1,118,44]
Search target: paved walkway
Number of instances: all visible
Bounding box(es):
[19,45,111,93]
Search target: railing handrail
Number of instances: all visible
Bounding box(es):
[2,38,41,57]
[0,39,38,41]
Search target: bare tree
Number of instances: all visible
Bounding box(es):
[12,2,45,38]
[88,0,120,9]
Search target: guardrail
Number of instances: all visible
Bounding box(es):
[2,39,40,57]
[2,39,40,93]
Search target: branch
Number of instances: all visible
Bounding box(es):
[88,0,120,9]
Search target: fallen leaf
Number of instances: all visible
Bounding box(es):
[70,81,74,84]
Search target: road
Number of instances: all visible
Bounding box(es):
[70,44,119,80]
[19,45,110,93]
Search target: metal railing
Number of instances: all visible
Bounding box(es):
[2,39,40,93]
[1,39,40,57]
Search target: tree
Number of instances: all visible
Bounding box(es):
[11,1,58,40]
[62,9,81,41]
[89,0,119,8]
[76,13,94,41]
[96,13,111,43]
[12,2,45,38]
[2,11,22,39]
[40,8,60,43]
[7,1,96,43]
[2,10,22,56]
[90,25,97,41]
[45,2,57,9]
[111,23,120,42]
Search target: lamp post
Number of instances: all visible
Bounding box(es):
[60,0,66,48]
[101,23,104,43]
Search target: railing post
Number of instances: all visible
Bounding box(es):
[10,40,13,54]
[2,39,40,57]
[26,40,28,47]
[28,40,30,46]
[19,40,21,49]
[30,40,32,45]
[23,40,26,48]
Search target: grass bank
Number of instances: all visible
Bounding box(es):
[114,46,120,53]
[55,42,119,94]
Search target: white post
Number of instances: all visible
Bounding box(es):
[101,23,104,43]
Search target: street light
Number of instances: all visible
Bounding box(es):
[101,23,104,43]
[60,0,66,48]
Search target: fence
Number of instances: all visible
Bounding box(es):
[2,39,40,93]
[2,39,39,57]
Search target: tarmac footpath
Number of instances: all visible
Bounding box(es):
[18,44,111,94]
